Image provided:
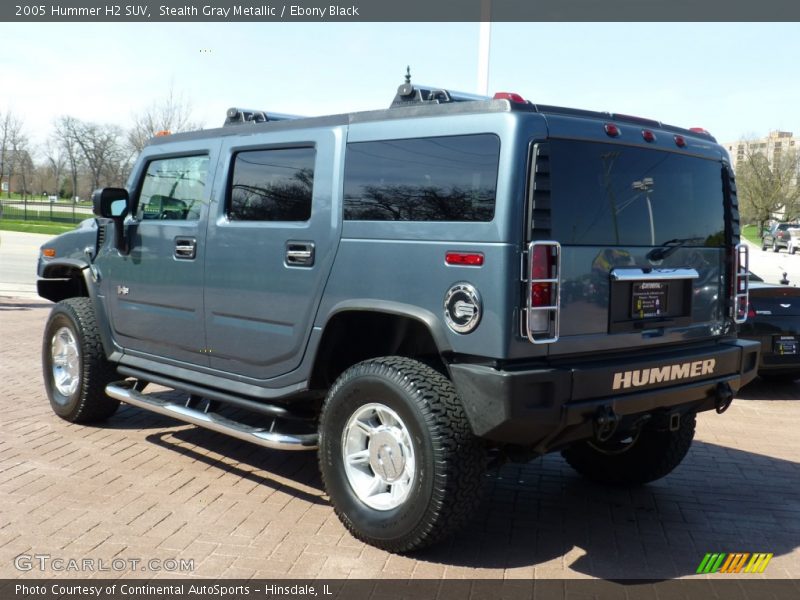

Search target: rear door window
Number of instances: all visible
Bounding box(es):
[228,147,315,221]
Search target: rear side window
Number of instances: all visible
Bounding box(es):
[138,155,209,221]
[228,147,315,221]
[344,134,500,222]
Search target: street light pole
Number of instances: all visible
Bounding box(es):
[477,0,492,96]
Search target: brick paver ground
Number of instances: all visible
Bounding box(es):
[1,296,798,580]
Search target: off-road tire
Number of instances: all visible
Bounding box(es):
[318,356,485,552]
[773,240,779,252]
[561,413,696,485]
[43,298,120,423]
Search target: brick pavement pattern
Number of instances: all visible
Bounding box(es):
[1,296,798,580]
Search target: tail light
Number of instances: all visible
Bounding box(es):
[732,243,749,323]
[524,241,561,343]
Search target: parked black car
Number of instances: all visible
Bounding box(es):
[761,222,799,253]
[740,274,800,381]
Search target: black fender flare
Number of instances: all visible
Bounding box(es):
[38,259,121,362]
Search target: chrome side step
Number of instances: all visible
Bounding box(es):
[106,382,318,451]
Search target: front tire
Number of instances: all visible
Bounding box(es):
[318,356,485,552]
[42,298,120,423]
[561,413,696,485]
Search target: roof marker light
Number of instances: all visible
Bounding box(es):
[604,123,620,137]
[690,127,710,136]
[493,92,526,104]
[642,130,656,143]
[674,135,687,148]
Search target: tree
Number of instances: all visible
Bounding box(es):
[0,111,25,197]
[43,139,67,197]
[71,121,126,194]
[736,147,800,231]
[16,147,34,199]
[128,87,201,153]
[54,116,84,201]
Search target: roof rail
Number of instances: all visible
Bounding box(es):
[390,66,489,108]
[224,107,305,127]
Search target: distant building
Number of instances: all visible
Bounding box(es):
[724,131,798,171]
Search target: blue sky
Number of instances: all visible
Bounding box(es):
[1,22,799,148]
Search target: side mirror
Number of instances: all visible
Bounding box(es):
[92,188,130,253]
[92,187,130,219]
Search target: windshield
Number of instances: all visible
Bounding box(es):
[547,140,725,247]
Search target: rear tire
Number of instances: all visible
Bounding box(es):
[773,240,779,252]
[562,413,696,485]
[318,356,485,552]
[42,298,120,423]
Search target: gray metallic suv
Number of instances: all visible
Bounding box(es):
[36,79,760,552]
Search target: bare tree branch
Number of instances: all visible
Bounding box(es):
[128,87,201,153]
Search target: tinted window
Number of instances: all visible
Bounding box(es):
[229,147,315,221]
[344,134,500,221]
[138,155,209,221]
[547,140,725,246]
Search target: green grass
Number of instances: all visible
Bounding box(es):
[0,220,76,235]
[741,224,762,245]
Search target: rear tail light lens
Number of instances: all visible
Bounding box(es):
[524,241,561,343]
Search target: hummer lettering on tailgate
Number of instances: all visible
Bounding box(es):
[613,359,716,390]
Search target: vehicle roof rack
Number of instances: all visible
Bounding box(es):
[390,66,489,108]
[224,107,305,127]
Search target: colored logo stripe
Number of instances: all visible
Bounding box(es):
[697,552,773,574]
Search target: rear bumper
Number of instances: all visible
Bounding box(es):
[449,339,760,449]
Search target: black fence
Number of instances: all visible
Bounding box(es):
[0,199,93,224]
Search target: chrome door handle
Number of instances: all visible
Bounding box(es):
[174,237,197,259]
[286,241,315,267]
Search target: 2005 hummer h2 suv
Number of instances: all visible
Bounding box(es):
[37,77,760,552]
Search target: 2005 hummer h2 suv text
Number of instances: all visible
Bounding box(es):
[37,77,760,552]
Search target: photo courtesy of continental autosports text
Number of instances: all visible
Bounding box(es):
[15,583,332,597]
